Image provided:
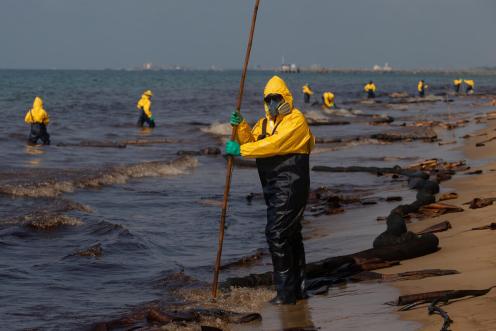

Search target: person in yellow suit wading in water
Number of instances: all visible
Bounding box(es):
[364,81,376,99]
[24,96,50,145]
[418,80,428,97]
[137,90,155,128]
[302,83,314,104]
[453,79,462,94]
[226,76,315,305]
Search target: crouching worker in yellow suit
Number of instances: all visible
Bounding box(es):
[322,91,336,109]
[24,96,50,145]
[136,90,155,128]
[464,80,475,94]
[226,76,315,305]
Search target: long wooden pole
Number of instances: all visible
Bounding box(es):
[212,0,261,298]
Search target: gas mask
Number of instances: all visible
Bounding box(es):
[264,94,291,118]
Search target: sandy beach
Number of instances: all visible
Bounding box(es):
[381,121,496,330]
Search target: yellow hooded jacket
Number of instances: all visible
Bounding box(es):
[235,76,315,158]
[137,94,152,118]
[453,79,462,86]
[418,81,428,92]
[322,92,335,108]
[302,84,313,95]
[24,97,49,125]
[464,80,475,88]
[364,83,376,92]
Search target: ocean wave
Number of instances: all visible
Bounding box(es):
[0,198,91,231]
[88,220,132,237]
[0,156,198,198]
[312,138,388,154]
[200,122,232,137]
[1,212,84,231]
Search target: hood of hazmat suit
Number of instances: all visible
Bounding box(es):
[25,97,49,125]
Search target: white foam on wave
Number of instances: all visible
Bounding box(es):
[0,156,199,198]
[200,122,232,136]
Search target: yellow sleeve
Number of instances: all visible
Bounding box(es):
[236,118,265,144]
[235,120,254,144]
[323,94,330,107]
[137,98,152,117]
[42,110,50,125]
[143,100,152,117]
[372,85,376,92]
[240,115,311,158]
[24,111,33,124]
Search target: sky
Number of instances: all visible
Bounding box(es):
[0,0,495,70]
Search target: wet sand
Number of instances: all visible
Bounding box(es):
[231,103,496,331]
[381,121,496,330]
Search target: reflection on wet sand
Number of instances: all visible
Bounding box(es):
[239,300,315,331]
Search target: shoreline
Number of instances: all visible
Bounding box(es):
[382,119,496,330]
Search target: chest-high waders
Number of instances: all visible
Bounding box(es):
[28,123,50,145]
[255,119,310,303]
[419,86,425,97]
[304,93,310,104]
[455,84,460,93]
[28,110,50,145]
[137,110,155,128]
[367,90,375,99]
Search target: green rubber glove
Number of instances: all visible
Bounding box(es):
[225,140,241,156]
[230,111,243,126]
[149,116,154,122]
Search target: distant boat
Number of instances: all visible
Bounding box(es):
[373,62,393,72]
[280,63,299,73]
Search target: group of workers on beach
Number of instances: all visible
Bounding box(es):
[21,74,478,306]
[302,78,476,108]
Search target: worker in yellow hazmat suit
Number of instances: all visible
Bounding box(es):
[322,91,335,109]
[226,76,315,304]
[464,80,475,94]
[136,90,155,128]
[302,83,313,104]
[364,81,376,99]
[24,96,50,145]
[453,79,462,93]
[418,80,428,97]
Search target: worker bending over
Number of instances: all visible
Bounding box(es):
[137,90,155,128]
[418,80,428,97]
[302,84,313,104]
[322,91,336,109]
[364,81,376,99]
[226,76,315,305]
[453,79,462,93]
[464,80,475,94]
[24,96,50,145]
